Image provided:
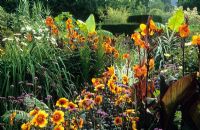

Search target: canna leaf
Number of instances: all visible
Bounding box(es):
[168,8,184,32]
[77,19,87,33]
[2,110,30,123]
[97,29,113,37]
[161,74,198,129]
[24,96,51,111]
[86,14,96,33]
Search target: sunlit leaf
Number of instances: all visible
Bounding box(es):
[86,14,96,33]
[168,8,184,32]
[77,19,87,33]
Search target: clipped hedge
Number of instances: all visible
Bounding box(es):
[127,15,162,23]
[98,23,139,35]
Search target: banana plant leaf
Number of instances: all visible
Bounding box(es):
[161,74,199,130]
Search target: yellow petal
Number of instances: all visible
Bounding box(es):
[140,24,146,31]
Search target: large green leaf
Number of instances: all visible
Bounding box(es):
[86,14,96,33]
[97,29,113,37]
[2,110,30,123]
[168,8,184,32]
[24,96,51,111]
[161,74,198,129]
[77,19,87,33]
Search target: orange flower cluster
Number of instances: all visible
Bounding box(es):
[103,37,119,58]
[131,19,158,49]
[192,35,200,45]
[45,16,59,35]
[131,32,146,48]
[65,18,86,50]
[179,23,190,38]
[133,65,147,78]
[140,20,157,36]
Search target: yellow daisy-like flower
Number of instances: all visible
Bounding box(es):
[56,98,69,108]
[113,86,122,95]
[70,124,78,130]
[54,124,65,130]
[122,75,129,85]
[67,102,78,111]
[124,109,135,116]
[51,110,64,125]
[94,95,103,105]
[29,108,39,116]
[31,110,48,128]
[78,98,94,110]
[111,74,118,82]
[114,117,123,126]
[21,122,31,130]
[94,84,105,91]
[92,78,101,86]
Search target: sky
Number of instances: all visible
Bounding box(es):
[171,0,178,6]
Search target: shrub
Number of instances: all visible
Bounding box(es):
[99,23,139,35]
[127,15,162,23]
[99,7,130,24]
[184,7,200,25]
[0,6,13,40]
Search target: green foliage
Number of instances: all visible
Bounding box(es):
[190,25,200,35]
[149,0,165,11]
[174,111,182,129]
[168,8,184,32]
[0,6,13,38]
[11,0,50,31]
[79,44,91,81]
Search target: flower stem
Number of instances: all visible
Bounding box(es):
[182,39,185,76]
